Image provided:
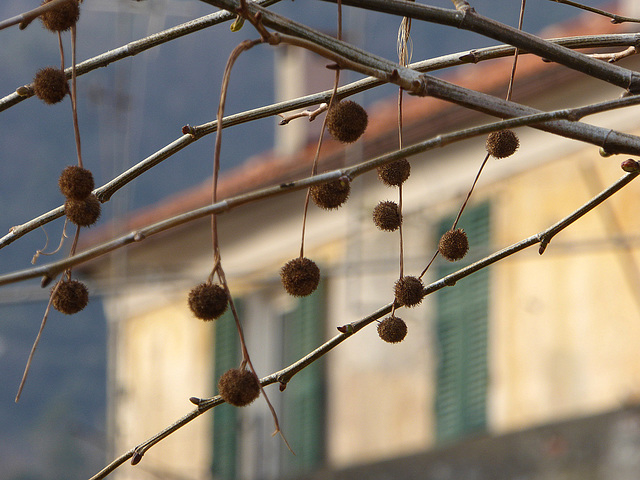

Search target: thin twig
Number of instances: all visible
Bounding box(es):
[15,279,61,402]
[278,103,328,124]
[505,0,525,102]
[298,0,343,259]
[70,25,83,168]
[546,0,640,24]
[590,46,638,64]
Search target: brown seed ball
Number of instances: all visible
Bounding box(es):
[377,159,411,187]
[310,177,350,210]
[218,368,261,407]
[280,257,320,297]
[33,67,69,105]
[188,283,228,321]
[439,228,469,262]
[394,275,424,308]
[64,194,101,227]
[486,130,519,159]
[373,200,402,232]
[326,100,368,143]
[377,316,408,344]
[58,166,94,200]
[40,0,80,32]
[52,279,88,314]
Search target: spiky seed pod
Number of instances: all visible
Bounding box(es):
[439,228,469,262]
[377,159,411,187]
[33,67,69,104]
[326,100,368,143]
[52,279,88,314]
[218,368,261,407]
[188,283,226,320]
[40,0,80,32]
[58,166,94,200]
[486,130,520,159]
[394,275,424,308]
[310,177,350,210]
[280,257,320,297]
[188,283,228,321]
[373,200,402,232]
[64,194,101,227]
[377,316,408,343]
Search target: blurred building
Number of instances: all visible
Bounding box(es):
[83,8,640,480]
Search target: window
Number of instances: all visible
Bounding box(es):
[212,302,242,480]
[211,283,326,479]
[280,281,326,476]
[435,202,490,443]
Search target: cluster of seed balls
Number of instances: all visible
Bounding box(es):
[370,135,413,342]
[37,1,88,316]
[280,100,370,299]
[375,130,521,343]
[377,129,521,340]
[190,100,370,407]
[30,0,80,105]
[51,165,98,315]
[59,166,101,227]
[187,283,254,406]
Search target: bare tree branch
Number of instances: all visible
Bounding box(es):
[203,0,640,92]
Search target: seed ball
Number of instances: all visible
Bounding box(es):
[40,0,80,32]
[326,100,368,143]
[188,283,228,321]
[310,177,350,210]
[59,165,94,200]
[377,316,408,343]
[377,159,411,187]
[439,228,469,262]
[486,130,519,159]
[218,368,261,407]
[373,200,402,232]
[52,279,88,314]
[280,257,320,297]
[33,67,69,105]
[394,275,424,308]
[64,194,101,227]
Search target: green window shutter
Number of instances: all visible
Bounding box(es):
[435,202,490,443]
[280,282,326,475]
[212,301,242,480]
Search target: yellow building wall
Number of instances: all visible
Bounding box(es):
[110,292,215,480]
[491,151,640,433]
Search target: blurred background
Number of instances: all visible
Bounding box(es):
[0,0,620,479]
